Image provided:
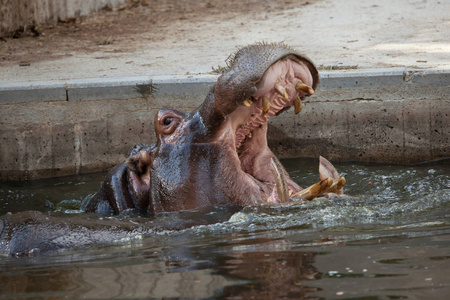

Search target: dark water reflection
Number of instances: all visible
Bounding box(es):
[0,157,449,299]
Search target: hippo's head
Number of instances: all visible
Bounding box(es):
[86,43,320,215]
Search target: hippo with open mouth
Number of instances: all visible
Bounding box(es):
[0,43,346,256]
[84,42,346,215]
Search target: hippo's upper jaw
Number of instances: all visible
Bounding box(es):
[86,43,322,215]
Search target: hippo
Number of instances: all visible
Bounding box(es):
[84,42,345,215]
[0,43,346,256]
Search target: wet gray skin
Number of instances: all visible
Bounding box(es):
[84,42,325,215]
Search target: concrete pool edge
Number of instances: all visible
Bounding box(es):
[1,67,449,180]
[1,67,449,103]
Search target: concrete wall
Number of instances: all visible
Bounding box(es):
[0,70,449,180]
[268,70,450,163]
[0,0,125,35]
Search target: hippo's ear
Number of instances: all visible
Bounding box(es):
[126,146,154,212]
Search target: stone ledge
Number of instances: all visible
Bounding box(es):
[1,68,448,104]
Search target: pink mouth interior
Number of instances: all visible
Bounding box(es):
[233,57,314,149]
[227,56,315,202]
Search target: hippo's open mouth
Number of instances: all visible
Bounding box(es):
[225,56,316,203]
[233,56,314,150]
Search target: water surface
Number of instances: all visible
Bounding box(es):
[0,157,449,299]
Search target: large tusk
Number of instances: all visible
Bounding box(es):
[261,96,270,116]
[274,83,289,100]
[291,177,333,200]
[295,82,314,95]
[294,96,303,114]
[243,99,253,107]
[269,158,290,203]
[319,156,340,180]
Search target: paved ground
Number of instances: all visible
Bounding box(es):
[0,0,448,86]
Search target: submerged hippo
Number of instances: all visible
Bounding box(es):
[85,42,345,215]
[1,43,346,256]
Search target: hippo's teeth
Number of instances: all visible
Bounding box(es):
[274,83,289,100]
[261,96,270,116]
[333,177,346,189]
[291,177,333,200]
[328,176,346,194]
[294,96,303,114]
[269,158,290,203]
[243,99,253,107]
[295,82,314,95]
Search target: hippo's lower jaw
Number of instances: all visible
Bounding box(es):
[224,56,316,203]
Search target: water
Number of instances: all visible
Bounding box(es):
[0,157,449,299]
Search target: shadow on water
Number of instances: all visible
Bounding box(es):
[0,157,449,299]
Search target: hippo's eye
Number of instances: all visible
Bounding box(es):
[163,117,173,126]
[156,109,184,137]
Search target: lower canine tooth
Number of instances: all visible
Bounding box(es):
[295,82,315,95]
[275,83,289,100]
[294,96,303,114]
[291,177,332,200]
[328,176,346,194]
[269,158,290,203]
[243,99,253,107]
[262,96,270,116]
